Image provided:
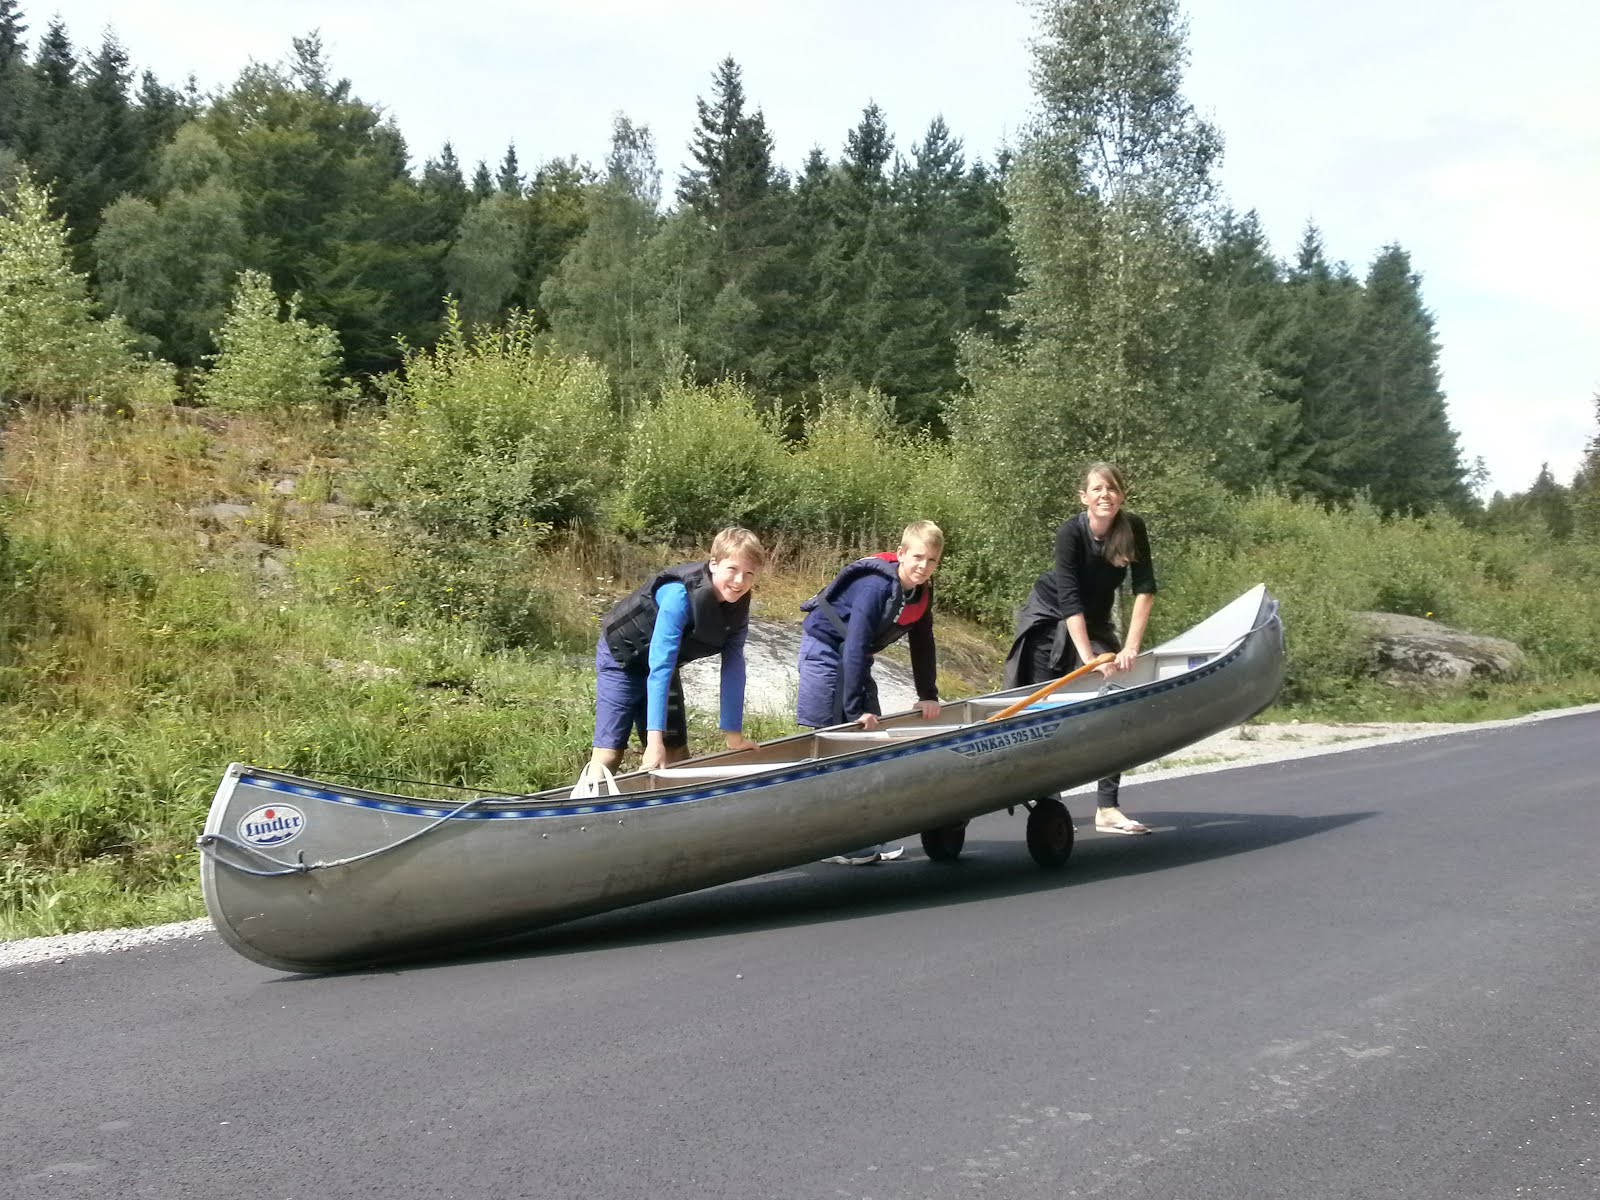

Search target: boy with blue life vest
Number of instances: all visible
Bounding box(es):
[797,521,943,863]
[590,527,766,775]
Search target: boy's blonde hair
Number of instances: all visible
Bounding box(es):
[709,526,767,568]
[899,520,944,552]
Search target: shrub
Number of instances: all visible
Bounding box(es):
[777,388,923,550]
[199,270,345,414]
[900,443,1022,624]
[367,305,620,540]
[615,378,789,539]
[0,173,148,408]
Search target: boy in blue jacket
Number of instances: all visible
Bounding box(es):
[590,527,765,775]
[797,521,943,863]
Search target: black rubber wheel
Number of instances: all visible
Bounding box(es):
[1025,797,1075,870]
[920,821,968,863]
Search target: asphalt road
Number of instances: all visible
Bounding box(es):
[5,713,1598,1199]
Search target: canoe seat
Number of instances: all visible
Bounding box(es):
[648,761,805,780]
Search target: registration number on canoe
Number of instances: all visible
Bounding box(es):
[951,722,1060,759]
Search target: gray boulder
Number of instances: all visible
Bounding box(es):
[1357,612,1525,688]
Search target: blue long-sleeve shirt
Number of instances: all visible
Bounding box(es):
[646,582,748,733]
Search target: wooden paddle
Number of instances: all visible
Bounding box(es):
[986,653,1116,723]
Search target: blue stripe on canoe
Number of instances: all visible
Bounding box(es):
[236,639,1250,821]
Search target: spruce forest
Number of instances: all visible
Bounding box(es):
[2,0,1598,936]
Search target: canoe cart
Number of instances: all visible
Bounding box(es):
[199,585,1284,972]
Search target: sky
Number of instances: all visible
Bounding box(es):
[21,0,1600,497]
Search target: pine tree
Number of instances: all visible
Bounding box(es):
[678,58,776,259]
[541,115,670,407]
[419,141,470,243]
[1350,244,1470,513]
[952,154,1017,342]
[130,69,198,194]
[517,155,593,318]
[60,33,142,251]
[1522,463,1574,540]
[496,142,522,196]
[884,116,1018,427]
[444,193,523,324]
[672,57,794,389]
[470,160,493,200]
[1271,226,1369,501]
[15,19,77,210]
[0,0,29,153]
[1202,210,1303,489]
[786,146,833,355]
[811,103,942,410]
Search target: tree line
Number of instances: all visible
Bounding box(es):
[4,0,1591,525]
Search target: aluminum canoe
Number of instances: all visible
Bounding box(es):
[199,584,1284,972]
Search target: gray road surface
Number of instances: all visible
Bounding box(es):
[4,713,1598,1199]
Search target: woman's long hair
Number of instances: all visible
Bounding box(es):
[1083,462,1138,567]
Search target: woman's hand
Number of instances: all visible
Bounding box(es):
[857,712,882,730]
[916,700,941,721]
[1079,646,1118,678]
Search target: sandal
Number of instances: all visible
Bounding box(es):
[1094,808,1151,835]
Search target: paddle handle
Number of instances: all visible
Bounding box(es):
[986,653,1116,722]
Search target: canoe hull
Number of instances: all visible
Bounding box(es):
[201,587,1284,972]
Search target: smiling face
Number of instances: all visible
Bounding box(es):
[1079,469,1125,531]
[708,553,761,604]
[896,537,942,590]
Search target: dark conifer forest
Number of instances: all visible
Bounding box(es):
[5,0,1547,517]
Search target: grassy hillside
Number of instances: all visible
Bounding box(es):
[0,405,1004,938]
[2,404,1597,940]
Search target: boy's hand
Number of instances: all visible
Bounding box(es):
[723,732,759,752]
[916,700,941,721]
[641,731,670,772]
[856,712,882,730]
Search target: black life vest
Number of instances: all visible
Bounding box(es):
[601,561,751,673]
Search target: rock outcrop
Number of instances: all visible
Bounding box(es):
[1357,612,1525,688]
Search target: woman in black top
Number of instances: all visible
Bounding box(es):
[1002,462,1158,834]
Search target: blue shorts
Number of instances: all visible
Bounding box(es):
[795,632,879,728]
[592,640,688,750]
